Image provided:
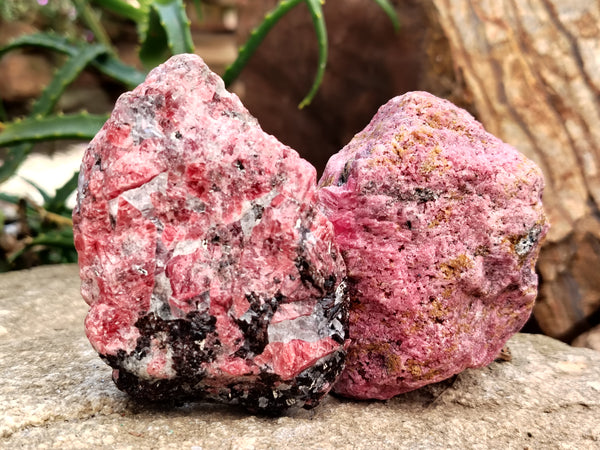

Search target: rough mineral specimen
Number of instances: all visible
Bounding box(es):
[318,91,549,400]
[73,54,348,413]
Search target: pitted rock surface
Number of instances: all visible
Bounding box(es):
[318,91,549,399]
[73,54,348,413]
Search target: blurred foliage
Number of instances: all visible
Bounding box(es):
[0,0,399,271]
[0,173,78,270]
[0,0,79,35]
[0,0,191,271]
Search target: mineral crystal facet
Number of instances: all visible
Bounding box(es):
[318,91,549,400]
[73,54,348,413]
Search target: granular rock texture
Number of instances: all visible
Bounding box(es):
[73,54,348,414]
[318,91,549,400]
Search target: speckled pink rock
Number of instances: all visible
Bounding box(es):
[318,91,549,400]
[73,54,348,413]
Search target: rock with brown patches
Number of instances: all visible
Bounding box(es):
[318,91,549,399]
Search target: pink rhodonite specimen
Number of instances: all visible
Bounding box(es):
[73,54,348,413]
[318,91,549,400]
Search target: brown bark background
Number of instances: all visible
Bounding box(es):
[429,0,600,340]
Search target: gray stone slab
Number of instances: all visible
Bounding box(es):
[0,264,82,340]
[1,264,599,449]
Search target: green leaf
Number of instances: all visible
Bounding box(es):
[0,192,22,204]
[8,228,75,263]
[139,6,171,69]
[93,53,146,89]
[371,0,400,31]
[0,33,146,90]
[136,2,152,44]
[0,34,141,184]
[20,177,52,205]
[153,0,194,55]
[92,0,148,23]
[46,171,79,213]
[222,0,303,87]
[0,113,108,147]
[30,228,75,249]
[0,33,74,58]
[31,44,108,117]
[299,0,328,109]
[222,0,327,108]
[0,143,33,185]
[139,0,194,69]
[0,39,107,144]
[0,193,39,219]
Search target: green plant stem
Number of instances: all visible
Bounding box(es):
[371,0,400,31]
[299,0,327,109]
[71,0,116,53]
[223,0,328,109]
[222,0,304,87]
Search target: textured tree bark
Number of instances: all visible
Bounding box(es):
[429,0,600,340]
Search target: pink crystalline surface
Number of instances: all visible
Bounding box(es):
[73,54,348,413]
[318,92,549,400]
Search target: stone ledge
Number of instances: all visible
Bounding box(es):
[1,264,599,449]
